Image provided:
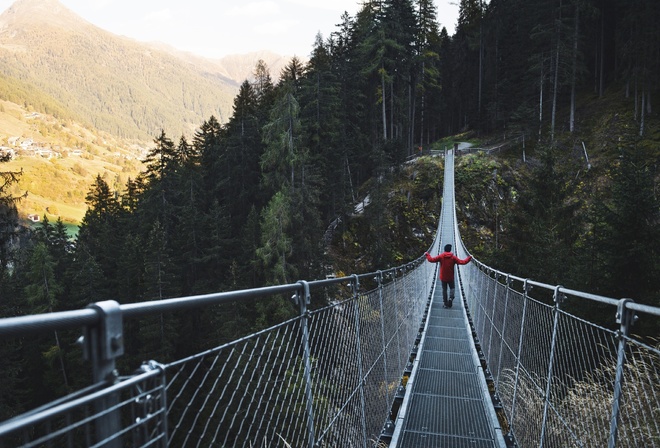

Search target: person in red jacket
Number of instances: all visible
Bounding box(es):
[425,244,472,308]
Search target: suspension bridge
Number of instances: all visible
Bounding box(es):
[0,149,658,447]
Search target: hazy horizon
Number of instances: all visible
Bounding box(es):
[0,0,459,59]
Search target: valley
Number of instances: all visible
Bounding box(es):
[0,98,146,225]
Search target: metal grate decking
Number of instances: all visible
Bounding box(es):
[389,148,505,447]
[391,286,505,447]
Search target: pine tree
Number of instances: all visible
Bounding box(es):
[223,81,266,232]
[300,33,346,219]
[195,116,226,210]
[600,146,659,303]
[257,190,294,285]
[616,0,660,136]
[253,60,276,121]
[24,242,69,392]
[77,175,123,297]
[261,82,303,192]
[139,220,177,360]
[329,11,371,193]
[413,0,441,147]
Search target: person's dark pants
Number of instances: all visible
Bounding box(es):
[441,279,455,304]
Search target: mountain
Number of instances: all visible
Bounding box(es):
[148,43,296,88]
[0,0,244,139]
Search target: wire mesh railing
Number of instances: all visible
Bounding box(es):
[161,268,436,447]
[454,237,660,448]
[0,257,436,447]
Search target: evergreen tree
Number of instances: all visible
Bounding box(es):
[24,242,70,394]
[382,0,418,154]
[300,33,346,220]
[413,0,442,147]
[433,27,454,137]
[451,0,484,131]
[139,220,177,360]
[76,175,123,297]
[616,0,660,136]
[599,146,659,304]
[224,81,266,233]
[139,131,180,237]
[261,82,303,192]
[168,136,204,295]
[193,117,236,291]
[330,11,371,194]
[253,59,277,122]
[257,190,294,285]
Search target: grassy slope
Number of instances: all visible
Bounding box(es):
[1,99,145,225]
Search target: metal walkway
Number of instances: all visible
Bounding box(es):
[391,149,506,447]
[392,285,504,447]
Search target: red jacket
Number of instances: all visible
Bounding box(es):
[425,251,472,282]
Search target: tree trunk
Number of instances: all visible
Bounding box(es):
[478,0,483,121]
[551,29,561,141]
[539,56,544,140]
[409,78,415,156]
[390,80,394,140]
[634,73,638,121]
[599,9,605,97]
[640,86,646,136]
[419,62,425,151]
[381,68,387,140]
[570,5,579,133]
[550,0,564,141]
[54,330,69,389]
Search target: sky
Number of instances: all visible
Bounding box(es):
[0,0,459,59]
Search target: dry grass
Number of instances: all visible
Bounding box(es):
[498,342,660,447]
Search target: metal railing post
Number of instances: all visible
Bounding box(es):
[539,286,566,448]
[607,298,636,448]
[481,268,492,359]
[510,279,530,437]
[496,275,512,389]
[376,271,389,404]
[487,272,498,361]
[391,270,403,375]
[295,281,316,448]
[83,300,124,448]
[351,274,368,448]
[511,279,532,427]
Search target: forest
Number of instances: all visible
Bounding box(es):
[0,0,659,419]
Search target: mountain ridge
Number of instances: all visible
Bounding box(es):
[0,0,295,139]
[0,0,83,30]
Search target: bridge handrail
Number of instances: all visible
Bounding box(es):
[0,262,422,338]
[468,256,660,316]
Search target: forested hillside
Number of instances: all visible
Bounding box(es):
[0,0,238,139]
[0,0,658,418]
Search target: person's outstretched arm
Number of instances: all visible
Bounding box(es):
[455,255,472,265]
